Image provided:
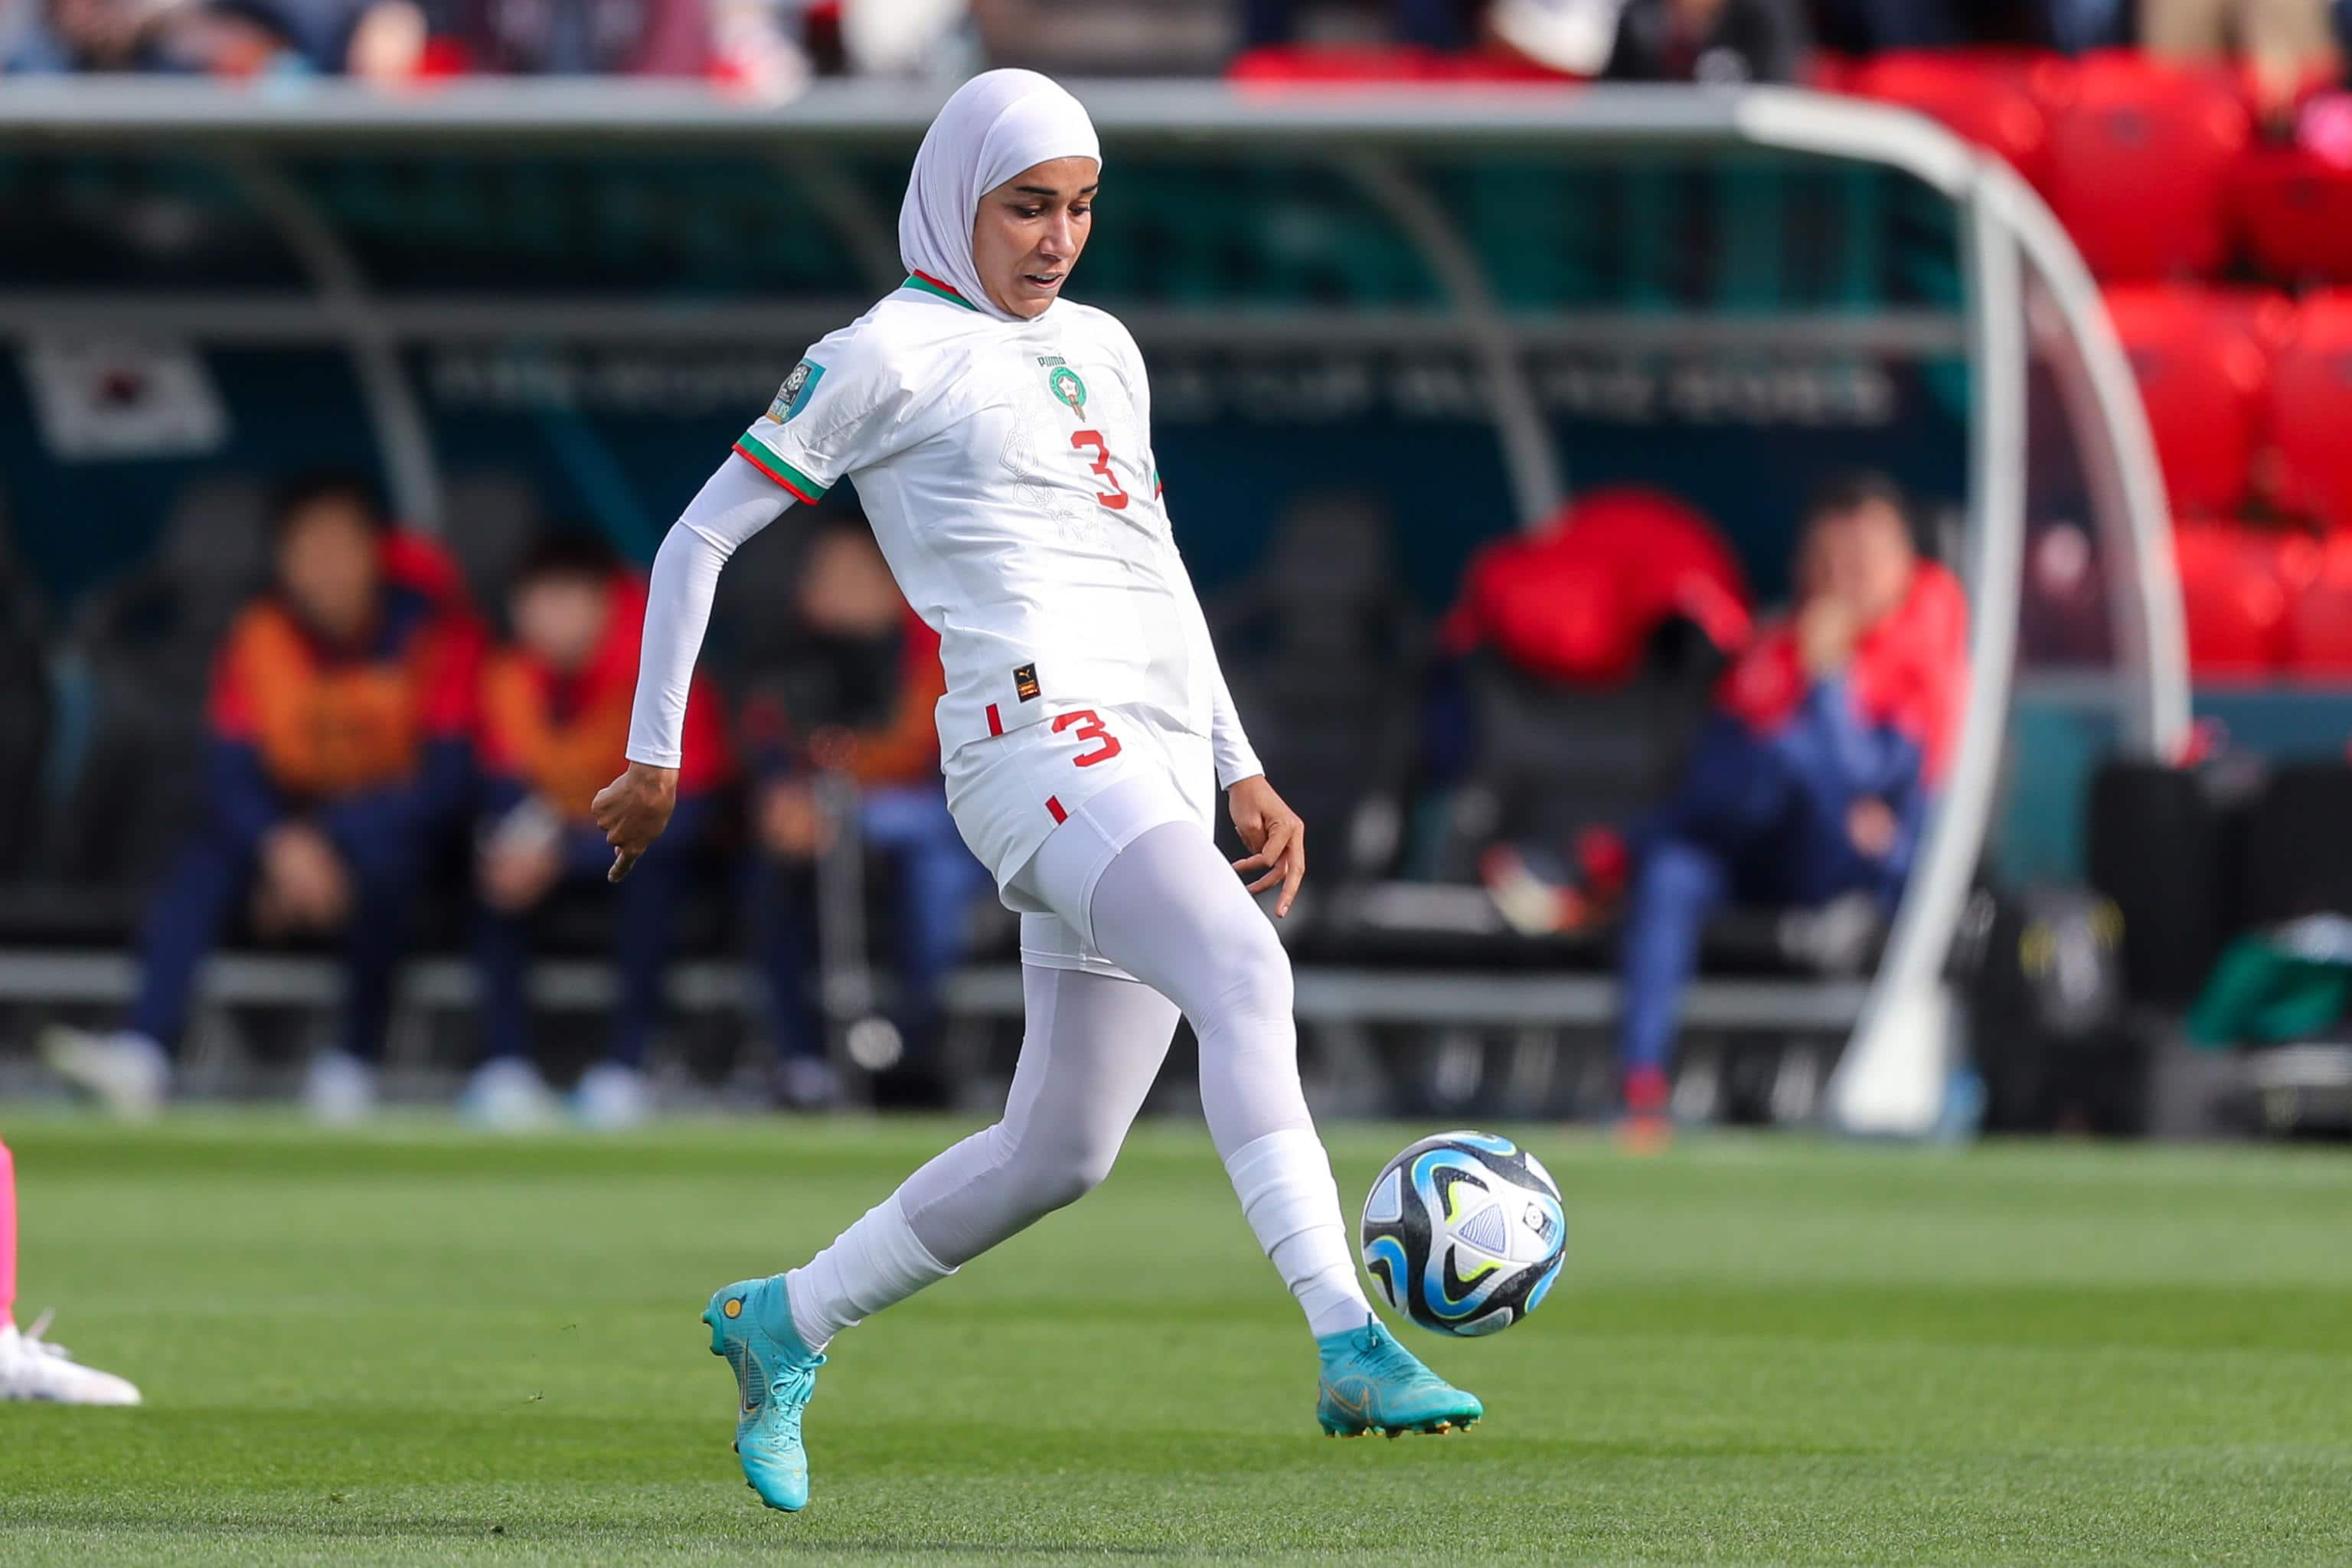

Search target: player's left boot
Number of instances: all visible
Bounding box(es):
[1315,1315,1481,1438]
[0,1312,142,1405]
[704,1276,823,1511]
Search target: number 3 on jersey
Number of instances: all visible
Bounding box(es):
[1053,709,1122,767]
[1069,430,1129,511]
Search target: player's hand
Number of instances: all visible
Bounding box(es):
[1847,797,1900,861]
[591,761,678,884]
[479,840,564,913]
[258,822,350,930]
[755,778,832,861]
[1228,774,1305,918]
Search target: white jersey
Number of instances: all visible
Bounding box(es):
[724,275,1253,776]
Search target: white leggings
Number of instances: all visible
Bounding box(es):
[786,773,1364,1349]
[899,777,1312,1266]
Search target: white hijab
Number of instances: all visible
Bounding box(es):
[899,69,1102,322]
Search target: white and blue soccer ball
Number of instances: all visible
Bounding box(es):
[1359,1131,1566,1337]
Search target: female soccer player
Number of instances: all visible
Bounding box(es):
[593,69,1480,1512]
[0,1135,140,1403]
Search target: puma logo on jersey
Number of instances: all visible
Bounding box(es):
[1014,663,1040,701]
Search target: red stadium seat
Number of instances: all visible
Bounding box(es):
[2172,518,2290,678]
[1229,45,1455,83]
[2046,53,2250,281]
[1849,53,2053,189]
[2283,531,2352,675]
[2237,148,2352,286]
[1807,53,1861,93]
[2268,292,2352,528]
[2103,286,2290,517]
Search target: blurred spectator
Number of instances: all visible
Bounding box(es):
[462,532,729,1131]
[1812,0,2129,52]
[1242,0,1472,49]
[2047,0,2131,52]
[257,0,429,77]
[1807,0,1963,51]
[42,475,481,1122]
[2143,0,2343,117]
[740,516,986,1110]
[2,0,300,72]
[1485,0,1625,73]
[1612,472,1966,1138]
[1603,0,1807,83]
[846,0,970,74]
[1809,0,2068,52]
[403,0,781,76]
[979,0,1236,77]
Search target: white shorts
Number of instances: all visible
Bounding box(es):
[943,703,1214,977]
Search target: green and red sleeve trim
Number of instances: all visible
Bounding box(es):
[733,433,829,505]
[904,270,981,311]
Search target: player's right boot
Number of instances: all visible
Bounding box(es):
[1315,1315,1481,1438]
[0,1312,142,1405]
[704,1276,823,1511]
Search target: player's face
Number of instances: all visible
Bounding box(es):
[511,573,611,673]
[276,502,381,643]
[972,157,1098,319]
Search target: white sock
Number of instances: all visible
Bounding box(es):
[782,1194,956,1352]
[1224,1129,1374,1340]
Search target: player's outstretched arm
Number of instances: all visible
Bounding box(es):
[599,452,795,881]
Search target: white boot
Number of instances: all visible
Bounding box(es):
[0,1314,142,1405]
[302,1050,380,1126]
[40,1027,168,1121]
[573,1062,652,1130]
[458,1057,557,1132]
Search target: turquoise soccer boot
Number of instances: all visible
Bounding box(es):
[704,1276,824,1511]
[1315,1315,1483,1438]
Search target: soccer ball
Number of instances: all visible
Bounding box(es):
[1359,1131,1566,1337]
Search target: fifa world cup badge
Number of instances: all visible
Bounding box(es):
[1047,366,1087,420]
[766,359,825,424]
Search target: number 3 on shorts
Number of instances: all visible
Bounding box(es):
[1052,709,1122,767]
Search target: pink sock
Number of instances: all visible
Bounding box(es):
[0,1136,16,1330]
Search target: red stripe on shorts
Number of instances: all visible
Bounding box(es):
[986,703,1003,737]
[1046,795,1067,825]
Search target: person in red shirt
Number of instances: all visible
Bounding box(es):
[1617,472,1968,1141]
[44,474,481,1122]
[464,532,728,1129]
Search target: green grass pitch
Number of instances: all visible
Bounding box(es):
[2,1115,2349,1566]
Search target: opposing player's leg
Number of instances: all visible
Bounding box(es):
[0,1136,140,1405]
[707,960,1175,1509]
[1034,779,1481,1437]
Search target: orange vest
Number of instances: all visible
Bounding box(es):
[476,574,728,820]
[214,605,426,796]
